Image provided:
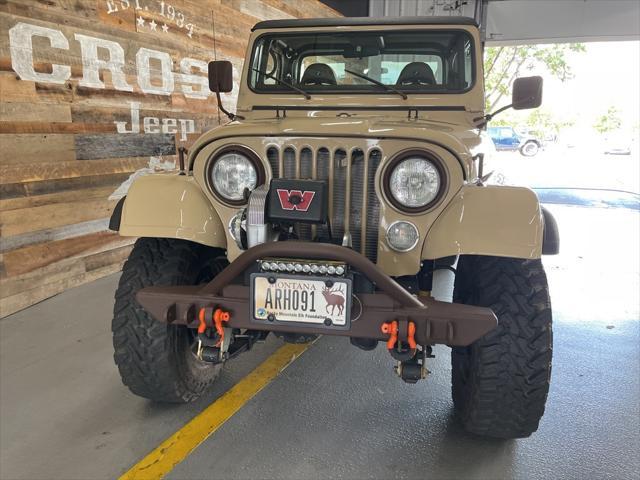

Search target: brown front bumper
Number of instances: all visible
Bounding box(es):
[135,242,497,346]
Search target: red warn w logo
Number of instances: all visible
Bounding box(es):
[276,189,316,212]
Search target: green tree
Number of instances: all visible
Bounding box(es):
[484,44,585,112]
[526,109,575,138]
[593,106,622,134]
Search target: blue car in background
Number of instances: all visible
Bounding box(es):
[488,126,542,157]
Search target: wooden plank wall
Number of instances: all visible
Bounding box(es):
[0,0,340,317]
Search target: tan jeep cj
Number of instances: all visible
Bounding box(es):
[109,16,558,439]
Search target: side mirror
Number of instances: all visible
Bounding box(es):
[512,76,543,110]
[208,60,233,93]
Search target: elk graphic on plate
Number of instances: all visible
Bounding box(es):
[321,285,345,315]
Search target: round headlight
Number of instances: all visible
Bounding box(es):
[210,151,258,202]
[388,155,442,210]
[386,221,420,252]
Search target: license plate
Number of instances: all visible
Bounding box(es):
[251,273,351,327]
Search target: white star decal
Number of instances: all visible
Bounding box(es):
[161,23,169,33]
[136,16,145,27]
[149,19,157,31]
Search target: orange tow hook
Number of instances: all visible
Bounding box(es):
[381,320,417,362]
[407,321,417,350]
[197,308,208,334]
[381,321,398,350]
[198,307,231,347]
[212,308,231,346]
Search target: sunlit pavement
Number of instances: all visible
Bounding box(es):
[1,202,638,479]
[164,202,640,480]
[486,145,640,194]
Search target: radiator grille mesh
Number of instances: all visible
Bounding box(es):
[266,144,382,262]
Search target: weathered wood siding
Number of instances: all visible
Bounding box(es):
[0,0,340,317]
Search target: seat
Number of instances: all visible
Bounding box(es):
[396,62,436,86]
[300,63,337,86]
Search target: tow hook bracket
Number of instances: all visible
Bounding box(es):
[381,319,417,361]
[196,307,230,362]
[382,319,432,384]
[395,346,432,384]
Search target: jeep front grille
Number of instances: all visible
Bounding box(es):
[266,144,382,262]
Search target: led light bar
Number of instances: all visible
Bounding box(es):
[259,259,347,276]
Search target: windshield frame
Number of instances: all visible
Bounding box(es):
[247,28,477,97]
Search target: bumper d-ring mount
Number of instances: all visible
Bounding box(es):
[381,319,417,362]
[381,319,431,384]
[196,306,230,362]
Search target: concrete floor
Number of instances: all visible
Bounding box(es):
[1,202,639,480]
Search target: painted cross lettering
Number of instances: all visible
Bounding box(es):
[8,22,216,98]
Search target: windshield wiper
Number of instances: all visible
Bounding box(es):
[344,68,407,100]
[251,67,311,100]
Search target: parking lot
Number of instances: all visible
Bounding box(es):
[486,143,640,194]
[2,188,638,480]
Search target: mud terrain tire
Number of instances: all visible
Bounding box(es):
[451,255,552,438]
[112,238,225,403]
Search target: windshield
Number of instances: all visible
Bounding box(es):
[249,30,474,94]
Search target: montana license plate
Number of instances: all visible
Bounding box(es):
[251,273,351,327]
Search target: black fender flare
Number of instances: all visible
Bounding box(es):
[541,206,559,255]
[109,196,126,231]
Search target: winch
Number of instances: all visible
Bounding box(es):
[230,179,330,250]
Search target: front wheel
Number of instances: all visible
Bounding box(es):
[520,141,540,157]
[451,255,553,438]
[112,238,226,403]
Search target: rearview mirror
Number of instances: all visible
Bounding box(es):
[208,60,233,93]
[512,76,543,110]
[343,45,380,58]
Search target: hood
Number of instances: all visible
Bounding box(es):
[190,114,484,161]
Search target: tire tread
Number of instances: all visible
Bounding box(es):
[452,255,553,438]
[112,238,222,403]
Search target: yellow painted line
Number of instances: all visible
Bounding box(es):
[119,342,311,480]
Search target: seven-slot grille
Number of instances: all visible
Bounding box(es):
[266,144,382,262]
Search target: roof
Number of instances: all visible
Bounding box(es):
[252,16,478,31]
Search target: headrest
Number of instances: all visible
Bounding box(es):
[396,62,436,86]
[300,63,337,86]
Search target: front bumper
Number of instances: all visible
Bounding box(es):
[136,242,497,347]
